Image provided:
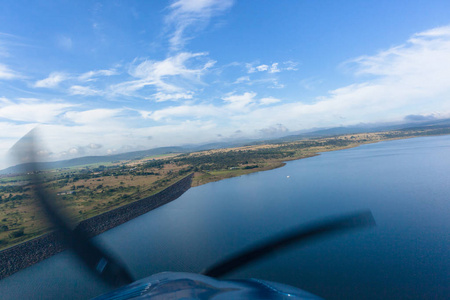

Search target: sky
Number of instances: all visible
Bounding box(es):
[1,0,450,169]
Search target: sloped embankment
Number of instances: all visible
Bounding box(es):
[0,173,193,280]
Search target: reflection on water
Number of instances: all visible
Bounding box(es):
[0,135,449,299]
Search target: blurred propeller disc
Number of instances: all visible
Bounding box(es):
[202,211,376,278]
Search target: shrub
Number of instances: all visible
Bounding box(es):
[8,228,24,238]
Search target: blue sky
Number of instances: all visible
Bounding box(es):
[1,0,450,169]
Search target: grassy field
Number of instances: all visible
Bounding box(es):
[0,162,188,249]
[1,126,449,250]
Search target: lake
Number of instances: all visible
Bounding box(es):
[0,135,449,299]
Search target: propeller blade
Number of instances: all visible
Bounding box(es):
[202,210,376,278]
[12,130,134,287]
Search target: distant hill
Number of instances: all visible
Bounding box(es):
[3,118,450,175]
[269,118,450,143]
[0,146,185,175]
[182,140,259,151]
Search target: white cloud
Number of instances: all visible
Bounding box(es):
[0,98,73,123]
[69,85,103,96]
[222,92,256,111]
[88,143,102,149]
[259,124,289,136]
[34,72,68,88]
[246,63,256,73]
[0,97,10,104]
[78,69,118,81]
[259,97,281,105]
[234,76,250,84]
[142,92,281,123]
[130,52,209,79]
[0,122,39,168]
[3,123,141,167]
[64,108,122,124]
[0,112,199,169]
[0,63,21,80]
[4,119,222,168]
[348,26,450,81]
[269,63,280,73]
[0,122,35,139]
[110,52,214,96]
[412,25,450,38]
[68,147,79,155]
[140,104,219,121]
[246,61,297,74]
[165,0,234,50]
[256,64,268,72]
[233,76,284,89]
[153,92,193,102]
[283,61,298,71]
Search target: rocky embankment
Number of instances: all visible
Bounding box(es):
[0,173,193,280]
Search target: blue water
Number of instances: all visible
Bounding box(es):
[1,136,449,299]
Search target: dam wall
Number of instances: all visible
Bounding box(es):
[0,173,193,280]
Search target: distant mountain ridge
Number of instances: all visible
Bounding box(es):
[0,146,185,175]
[3,118,450,175]
[272,118,450,142]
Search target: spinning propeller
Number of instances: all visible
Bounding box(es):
[11,129,134,287]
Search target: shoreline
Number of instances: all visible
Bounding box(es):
[191,133,450,187]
